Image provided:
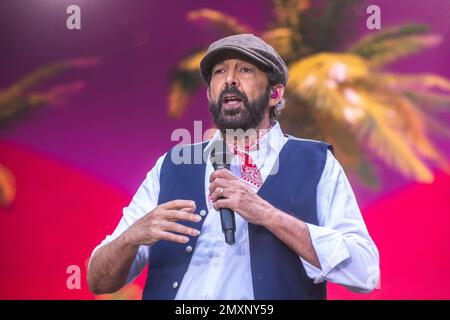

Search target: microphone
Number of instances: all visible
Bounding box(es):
[210,140,236,245]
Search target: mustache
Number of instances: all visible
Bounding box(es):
[218,86,248,104]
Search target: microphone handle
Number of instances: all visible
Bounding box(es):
[219,206,236,245]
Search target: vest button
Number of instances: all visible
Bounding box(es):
[172,281,178,289]
[199,209,207,217]
[185,245,193,254]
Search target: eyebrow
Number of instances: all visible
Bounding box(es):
[213,60,256,69]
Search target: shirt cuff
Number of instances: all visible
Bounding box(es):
[300,223,351,283]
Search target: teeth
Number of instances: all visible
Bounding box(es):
[224,96,240,103]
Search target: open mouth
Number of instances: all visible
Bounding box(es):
[222,94,243,109]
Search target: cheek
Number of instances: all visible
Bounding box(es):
[209,81,223,101]
[253,74,269,96]
[244,87,261,102]
[242,78,265,100]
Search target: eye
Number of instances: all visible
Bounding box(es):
[213,68,224,75]
[241,67,253,73]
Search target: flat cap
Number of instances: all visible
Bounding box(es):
[200,33,288,85]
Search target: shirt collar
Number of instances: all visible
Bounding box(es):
[204,121,286,159]
[257,121,285,156]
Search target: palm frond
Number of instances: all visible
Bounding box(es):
[0,58,99,125]
[187,9,252,35]
[287,52,448,182]
[271,0,309,28]
[2,58,98,93]
[378,73,450,91]
[0,163,15,208]
[385,93,447,166]
[301,0,359,52]
[402,90,450,138]
[177,50,205,72]
[287,53,369,120]
[363,110,435,183]
[282,87,380,187]
[404,90,450,112]
[168,51,204,118]
[348,85,448,181]
[268,0,307,60]
[310,105,381,187]
[261,28,297,61]
[350,24,441,67]
[325,84,437,182]
[351,23,428,52]
[420,112,450,138]
[28,81,85,107]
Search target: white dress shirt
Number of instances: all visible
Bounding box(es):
[91,122,379,299]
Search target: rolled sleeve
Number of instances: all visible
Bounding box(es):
[300,150,380,292]
[301,223,350,283]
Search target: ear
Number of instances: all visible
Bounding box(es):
[269,84,285,108]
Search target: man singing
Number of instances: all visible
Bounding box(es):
[87,34,379,299]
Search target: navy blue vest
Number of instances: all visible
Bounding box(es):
[142,137,331,300]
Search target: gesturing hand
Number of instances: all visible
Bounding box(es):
[124,199,201,246]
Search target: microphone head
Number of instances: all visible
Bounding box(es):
[210,140,232,170]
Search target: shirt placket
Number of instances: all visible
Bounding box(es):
[201,154,241,299]
[199,206,225,299]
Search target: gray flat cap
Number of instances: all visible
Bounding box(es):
[200,33,288,85]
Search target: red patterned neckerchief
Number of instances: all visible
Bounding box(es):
[227,125,274,189]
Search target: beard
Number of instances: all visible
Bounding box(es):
[208,85,270,132]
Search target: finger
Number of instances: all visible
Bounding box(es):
[209,169,236,183]
[208,178,227,194]
[164,210,201,223]
[161,221,200,237]
[159,199,196,210]
[180,206,196,213]
[212,198,233,211]
[155,230,190,244]
[220,169,237,180]
[211,186,228,201]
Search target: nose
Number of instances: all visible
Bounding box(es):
[224,68,239,88]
